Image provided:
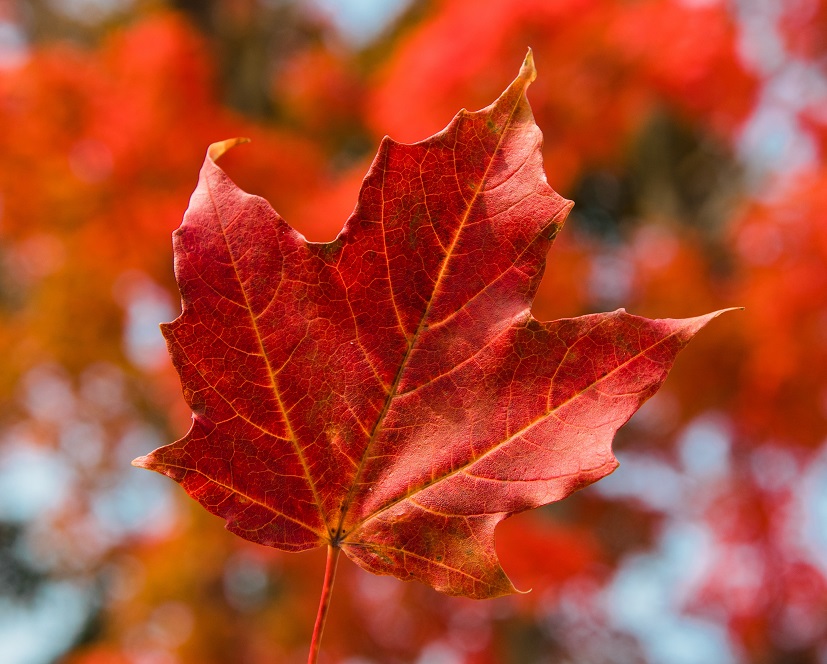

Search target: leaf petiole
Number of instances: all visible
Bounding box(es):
[307,543,341,664]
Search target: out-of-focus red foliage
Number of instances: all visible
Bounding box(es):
[1,1,826,663]
[730,172,827,446]
[0,13,327,387]
[367,0,755,190]
[780,0,827,59]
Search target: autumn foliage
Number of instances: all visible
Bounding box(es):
[1,1,826,663]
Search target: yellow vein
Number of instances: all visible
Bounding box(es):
[334,85,529,541]
[203,176,326,524]
[342,325,685,537]
[420,151,447,252]
[340,283,392,393]
[396,315,517,399]
[378,545,492,584]
[170,333,287,441]
[379,142,409,338]
[462,458,617,483]
[407,205,562,341]
[161,463,324,537]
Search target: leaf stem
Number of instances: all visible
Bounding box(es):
[307,544,341,664]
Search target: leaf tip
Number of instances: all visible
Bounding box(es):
[521,47,537,84]
[207,137,251,163]
[706,306,744,322]
[131,455,152,470]
[670,307,743,342]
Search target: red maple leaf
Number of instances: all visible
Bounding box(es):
[134,51,731,658]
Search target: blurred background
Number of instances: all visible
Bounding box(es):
[0,0,826,662]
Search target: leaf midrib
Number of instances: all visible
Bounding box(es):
[332,84,529,543]
[203,176,327,532]
[341,321,685,540]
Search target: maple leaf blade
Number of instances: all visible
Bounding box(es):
[132,52,738,600]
